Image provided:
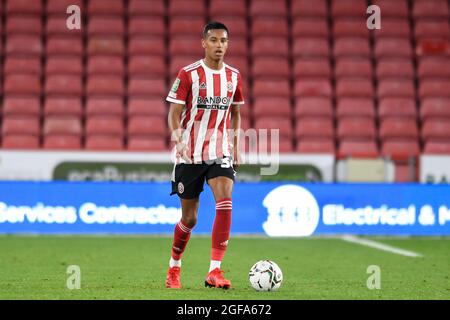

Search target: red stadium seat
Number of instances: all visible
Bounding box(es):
[169,56,200,77]
[420,98,450,120]
[4,75,41,95]
[46,0,84,15]
[85,136,124,151]
[296,138,335,154]
[169,17,205,35]
[128,0,165,17]
[336,98,375,119]
[86,98,124,117]
[336,78,374,98]
[88,36,124,56]
[294,97,333,118]
[44,98,83,117]
[4,57,41,75]
[128,56,165,78]
[291,0,328,18]
[168,0,206,17]
[335,58,372,78]
[378,98,417,119]
[338,140,379,158]
[6,16,42,35]
[6,0,42,14]
[46,36,83,56]
[209,0,247,18]
[379,118,419,140]
[253,98,291,118]
[414,20,450,40]
[292,38,330,58]
[86,75,124,97]
[424,141,450,154]
[88,17,125,36]
[293,58,331,78]
[88,0,124,16]
[128,116,166,137]
[252,80,290,98]
[225,56,248,75]
[376,59,414,79]
[250,0,287,17]
[46,17,83,36]
[419,80,450,98]
[86,116,124,136]
[333,38,370,57]
[422,119,450,141]
[128,17,165,36]
[46,56,83,75]
[43,135,82,150]
[3,97,40,116]
[128,36,165,56]
[128,78,166,98]
[2,135,40,149]
[2,116,40,136]
[371,0,408,18]
[43,116,82,136]
[6,35,43,56]
[252,58,290,79]
[331,0,367,17]
[252,18,289,37]
[252,38,289,57]
[295,118,334,139]
[412,0,449,19]
[294,79,333,97]
[375,38,413,58]
[45,75,83,96]
[337,118,377,140]
[128,137,167,151]
[128,98,167,117]
[254,117,293,139]
[169,37,204,57]
[418,57,450,78]
[87,56,124,75]
[372,18,411,38]
[333,19,369,38]
[377,79,415,98]
[292,18,329,38]
[381,139,420,159]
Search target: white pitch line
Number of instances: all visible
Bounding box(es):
[341,235,423,258]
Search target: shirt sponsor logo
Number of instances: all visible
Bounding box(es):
[197,96,230,110]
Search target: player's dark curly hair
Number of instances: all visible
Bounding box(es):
[203,22,229,38]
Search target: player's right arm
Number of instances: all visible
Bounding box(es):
[168,103,191,163]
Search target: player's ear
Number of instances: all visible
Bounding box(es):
[201,38,206,49]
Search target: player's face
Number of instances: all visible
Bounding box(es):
[202,29,228,61]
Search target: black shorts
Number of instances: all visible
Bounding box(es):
[170,157,236,199]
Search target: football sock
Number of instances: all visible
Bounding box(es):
[211,198,232,263]
[170,220,193,262]
[209,260,221,272]
[169,257,181,268]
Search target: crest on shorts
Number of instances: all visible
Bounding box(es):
[227,81,233,92]
[171,78,181,93]
[178,182,184,194]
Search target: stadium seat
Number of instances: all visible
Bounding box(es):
[379,118,419,140]
[46,36,83,56]
[292,38,330,58]
[293,59,331,78]
[128,98,167,117]
[86,116,124,136]
[6,35,43,56]
[1,135,40,149]
[128,56,165,78]
[209,0,247,18]
[168,0,206,17]
[424,141,450,154]
[414,20,450,40]
[393,163,417,182]
[334,38,370,57]
[88,36,124,56]
[295,117,334,139]
[3,97,40,116]
[422,119,450,141]
[43,116,82,136]
[127,137,167,151]
[252,80,290,98]
[169,17,206,35]
[253,98,291,118]
[225,56,248,75]
[378,98,417,119]
[252,58,290,79]
[46,17,83,36]
[412,0,449,19]
[418,57,450,78]
[252,18,288,37]
[291,0,328,18]
[333,19,369,38]
[87,56,125,75]
[377,79,415,98]
[169,37,204,57]
[252,38,289,57]
[372,18,411,38]
[44,98,83,117]
[127,78,166,98]
[45,75,83,96]
[376,59,414,79]
[254,117,293,139]
[46,0,84,15]
[88,17,125,36]
[43,135,82,150]
[338,140,379,158]
[85,135,124,151]
[374,38,413,58]
[128,36,165,56]
[371,0,408,18]
[250,0,287,17]
[337,118,377,140]
[381,139,420,159]
[336,98,375,119]
[6,16,42,35]
[294,97,333,119]
[335,58,372,78]
[86,98,124,117]
[296,138,335,153]
[4,57,41,75]
[420,98,450,120]
[294,79,333,97]
[4,75,41,95]
[336,78,374,98]
[2,116,40,136]
[6,0,42,14]
[292,18,329,38]
[46,57,83,75]
[128,116,166,137]
[88,0,124,16]
[419,80,450,98]
[331,0,367,17]
[86,75,124,97]
[128,0,165,17]
[169,56,201,77]
[128,17,165,36]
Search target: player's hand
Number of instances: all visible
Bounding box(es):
[176,142,192,164]
[233,150,241,170]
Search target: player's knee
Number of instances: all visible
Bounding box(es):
[182,215,197,228]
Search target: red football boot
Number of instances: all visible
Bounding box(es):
[204,268,232,289]
[165,266,181,289]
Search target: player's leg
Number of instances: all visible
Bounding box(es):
[204,162,235,289]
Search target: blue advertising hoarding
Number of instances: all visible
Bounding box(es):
[0,181,449,236]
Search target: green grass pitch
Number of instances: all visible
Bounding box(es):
[0,235,449,299]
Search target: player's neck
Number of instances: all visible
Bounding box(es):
[203,57,223,71]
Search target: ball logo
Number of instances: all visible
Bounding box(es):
[262,185,320,237]
[177,182,184,194]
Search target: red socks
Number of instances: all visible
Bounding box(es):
[171,221,193,260]
[211,198,232,261]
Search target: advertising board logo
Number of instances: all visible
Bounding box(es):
[262,185,320,237]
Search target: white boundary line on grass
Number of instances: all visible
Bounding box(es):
[341,235,423,258]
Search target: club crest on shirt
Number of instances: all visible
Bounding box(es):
[199,82,207,90]
[227,81,233,92]
[171,78,181,93]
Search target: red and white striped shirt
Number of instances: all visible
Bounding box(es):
[166,59,245,163]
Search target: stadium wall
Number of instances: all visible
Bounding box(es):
[0,181,449,236]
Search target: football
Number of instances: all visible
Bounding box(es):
[248,260,283,291]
